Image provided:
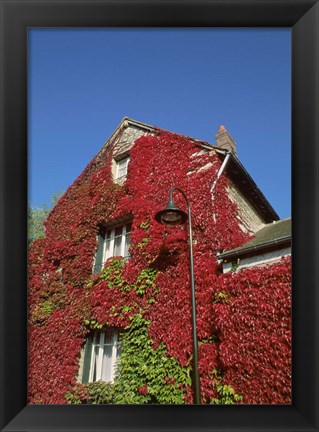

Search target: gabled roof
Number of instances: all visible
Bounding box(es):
[96,117,279,223]
[218,217,291,261]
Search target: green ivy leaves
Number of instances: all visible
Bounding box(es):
[113,314,192,404]
[65,380,114,404]
[135,267,158,295]
[210,369,243,404]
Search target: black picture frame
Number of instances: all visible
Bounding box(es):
[1,0,318,431]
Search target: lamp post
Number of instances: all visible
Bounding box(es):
[155,187,201,404]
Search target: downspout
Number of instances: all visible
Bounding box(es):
[211,152,231,222]
[211,152,231,193]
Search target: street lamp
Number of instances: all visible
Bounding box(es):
[155,187,201,404]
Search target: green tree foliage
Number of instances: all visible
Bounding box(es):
[28,192,63,243]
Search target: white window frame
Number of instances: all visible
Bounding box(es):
[86,329,121,383]
[93,222,132,273]
[105,223,131,260]
[115,156,130,180]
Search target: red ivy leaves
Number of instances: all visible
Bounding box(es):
[213,257,291,404]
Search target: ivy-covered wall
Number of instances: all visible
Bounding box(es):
[28,128,291,404]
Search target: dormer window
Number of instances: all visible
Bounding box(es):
[93,222,132,274]
[115,156,130,181]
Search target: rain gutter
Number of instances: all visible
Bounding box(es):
[218,235,291,261]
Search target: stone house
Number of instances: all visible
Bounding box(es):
[28,117,291,405]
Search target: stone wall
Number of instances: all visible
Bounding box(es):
[113,125,151,159]
[227,184,265,234]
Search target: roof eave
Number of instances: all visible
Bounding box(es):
[216,152,280,222]
[218,235,291,261]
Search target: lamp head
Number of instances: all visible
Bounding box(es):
[155,197,187,226]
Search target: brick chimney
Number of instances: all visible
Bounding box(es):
[215,125,237,155]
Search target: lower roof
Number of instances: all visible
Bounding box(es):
[218,217,291,261]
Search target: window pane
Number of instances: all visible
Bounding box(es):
[114,235,122,256]
[102,329,118,382]
[124,232,130,257]
[104,238,111,262]
[81,334,93,384]
[93,232,105,274]
[93,345,99,381]
[101,343,113,382]
[116,333,122,358]
[118,167,126,177]
[117,158,128,178]
[115,226,122,237]
[104,328,117,343]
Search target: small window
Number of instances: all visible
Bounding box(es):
[81,329,121,384]
[93,222,132,273]
[115,157,130,180]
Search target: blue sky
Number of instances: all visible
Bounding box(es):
[28,28,291,218]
